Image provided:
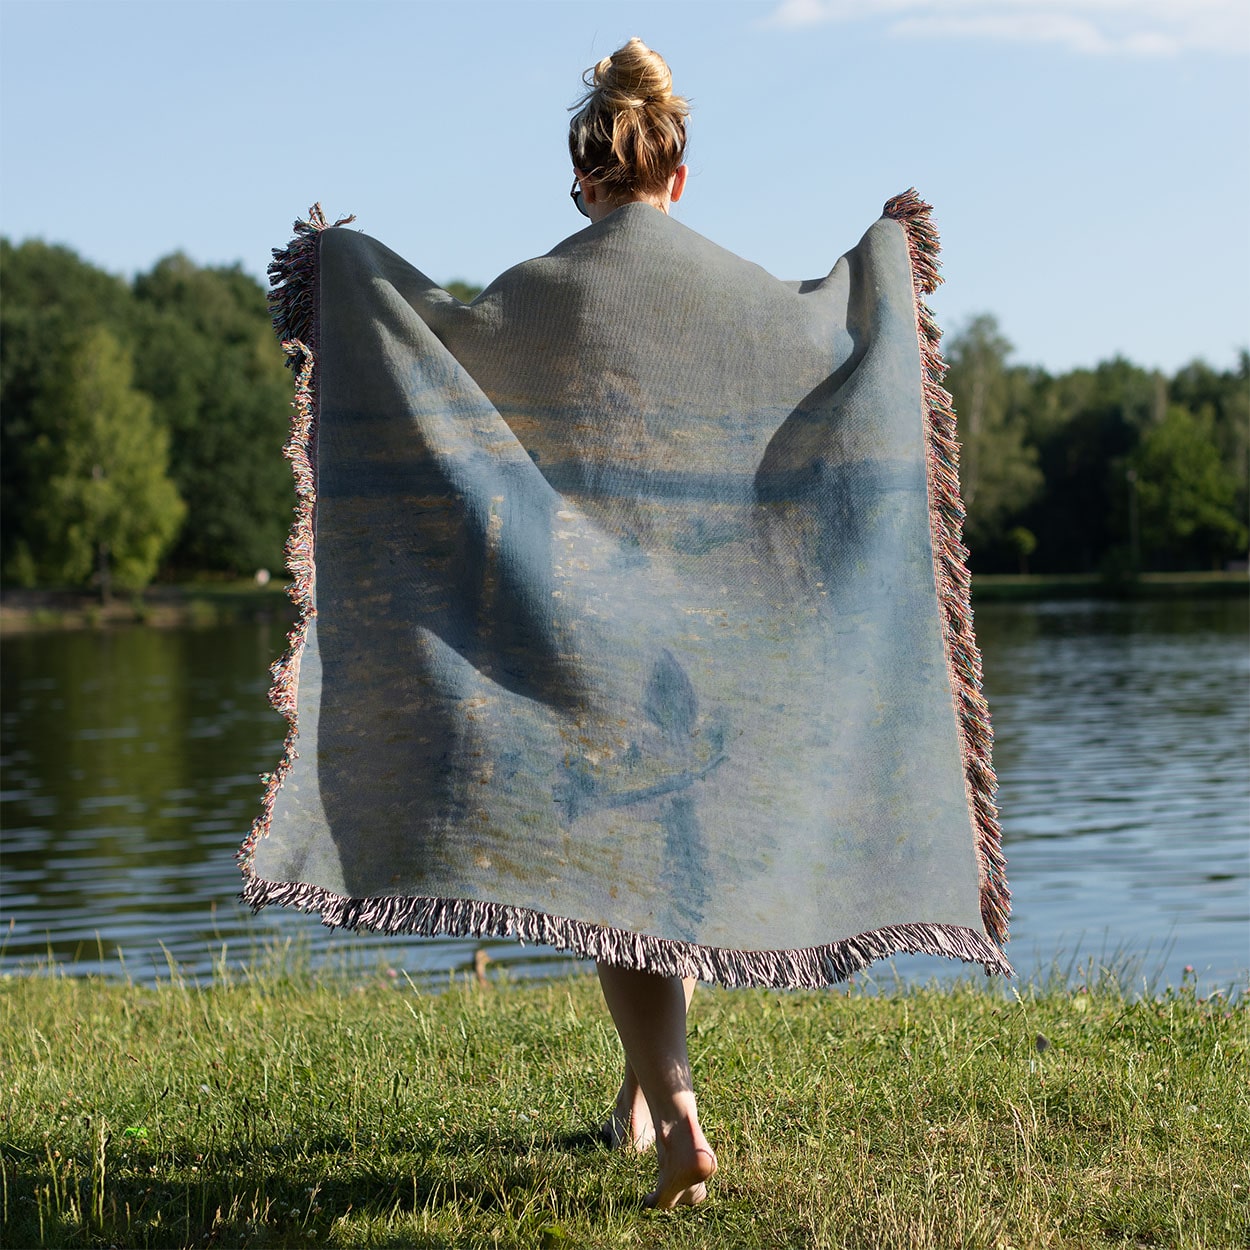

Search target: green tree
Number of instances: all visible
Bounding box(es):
[1021,357,1161,573]
[444,279,483,303]
[19,327,185,596]
[131,255,292,574]
[1,239,138,578]
[1169,353,1250,538]
[943,315,1043,562]
[1007,526,1037,574]
[1131,405,1246,569]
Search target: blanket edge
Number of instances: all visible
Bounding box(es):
[240,871,1013,986]
[236,205,353,881]
[883,189,1011,947]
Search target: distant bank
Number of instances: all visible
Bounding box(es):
[970,570,1249,601]
[1,572,1246,634]
[0,581,293,634]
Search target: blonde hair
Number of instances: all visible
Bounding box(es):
[568,38,689,199]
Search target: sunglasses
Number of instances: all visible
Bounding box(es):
[570,177,589,219]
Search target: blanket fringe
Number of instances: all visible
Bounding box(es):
[240,873,1013,987]
[237,205,350,875]
[883,189,1011,948]
[266,203,355,355]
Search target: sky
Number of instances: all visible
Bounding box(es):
[2,0,1247,375]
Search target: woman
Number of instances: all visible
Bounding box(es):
[567,38,717,1211]
[244,38,1010,1214]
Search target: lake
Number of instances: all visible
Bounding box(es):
[2,597,1246,994]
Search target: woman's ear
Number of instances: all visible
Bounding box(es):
[574,168,599,206]
[669,164,688,203]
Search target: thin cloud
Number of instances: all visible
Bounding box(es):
[766,0,1250,57]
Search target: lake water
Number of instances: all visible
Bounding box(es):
[2,597,1247,994]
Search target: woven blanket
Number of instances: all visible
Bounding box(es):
[239,192,1011,987]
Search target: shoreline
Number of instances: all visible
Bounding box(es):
[0,581,295,634]
[1,571,1245,634]
[970,569,1248,601]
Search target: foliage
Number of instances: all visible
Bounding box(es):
[1,235,1245,585]
[1,967,1244,1248]
[1132,406,1247,568]
[0,240,290,585]
[944,315,1043,552]
[0,240,138,581]
[942,317,1249,574]
[1169,351,1250,539]
[444,279,484,304]
[1006,525,1037,574]
[12,327,184,595]
[131,255,293,574]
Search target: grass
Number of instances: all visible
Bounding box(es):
[1,958,1246,1249]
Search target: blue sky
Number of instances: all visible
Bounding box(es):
[2,0,1246,374]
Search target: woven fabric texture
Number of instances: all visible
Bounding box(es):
[240,197,1011,987]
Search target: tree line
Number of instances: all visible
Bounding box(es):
[946,315,1247,575]
[1,239,1246,595]
[2,239,294,595]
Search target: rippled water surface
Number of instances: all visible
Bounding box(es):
[2,597,1246,990]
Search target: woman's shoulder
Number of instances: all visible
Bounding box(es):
[489,205,807,306]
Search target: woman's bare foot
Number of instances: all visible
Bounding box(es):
[644,1116,717,1209]
[594,966,711,1206]
[602,1071,655,1151]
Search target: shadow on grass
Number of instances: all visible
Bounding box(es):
[5,1124,632,1249]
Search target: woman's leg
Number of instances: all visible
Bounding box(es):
[603,1055,654,1151]
[602,977,696,1151]
[596,964,717,1208]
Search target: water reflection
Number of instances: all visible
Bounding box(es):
[2,598,1246,990]
[970,597,1249,991]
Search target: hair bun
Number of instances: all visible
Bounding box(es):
[569,38,689,198]
[594,36,673,109]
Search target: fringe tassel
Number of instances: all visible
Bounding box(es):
[883,189,1011,948]
[240,872,1014,987]
[237,205,350,875]
[265,203,355,357]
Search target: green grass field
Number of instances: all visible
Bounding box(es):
[2,958,1246,1249]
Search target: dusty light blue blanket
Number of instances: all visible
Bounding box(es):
[240,194,1011,987]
